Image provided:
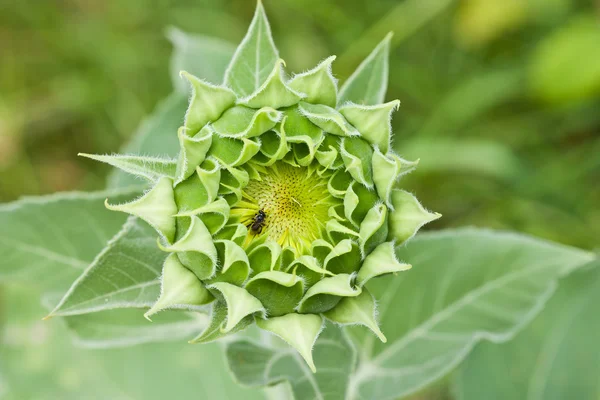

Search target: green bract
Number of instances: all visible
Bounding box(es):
[83,2,439,372]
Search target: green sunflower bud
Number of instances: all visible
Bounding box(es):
[82,1,439,372]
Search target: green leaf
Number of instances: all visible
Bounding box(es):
[60,307,205,348]
[338,33,391,106]
[48,218,165,317]
[107,93,187,189]
[0,187,141,292]
[2,285,263,400]
[347,229,594,400]
[167,27,236,91]
[224,1,279,97]
[226,323,356,399]
[454,259,600,400]
[79,153,177,183]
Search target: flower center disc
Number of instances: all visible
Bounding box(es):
[233,162,336,253]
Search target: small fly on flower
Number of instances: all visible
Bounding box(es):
[248,209,267,234]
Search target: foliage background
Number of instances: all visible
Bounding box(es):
[0,0,598,399]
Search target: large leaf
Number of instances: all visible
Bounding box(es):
[338,34,391,106]
[107,93,187,189]
[224,1,279,97]
[0,187,141,292]
[60,307,205,348]
[0,285,263,400]
[347,228,593,400]
[48,218,166,317]
[226,323,356,400]
[167,27,236,91]
[454,259,600,400]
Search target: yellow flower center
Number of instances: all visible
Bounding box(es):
[232,162,338,254]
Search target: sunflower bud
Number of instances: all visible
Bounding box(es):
[82,2,439,372]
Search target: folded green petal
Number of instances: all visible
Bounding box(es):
[256,313,324,373]
[189,302,253,344]
[144,254,214,320]
[327,169,353,198]
[158,216,217,280]
[175,127,213,183]
[289,56,338,107]
[372,148,399,207]
[248,241,282,273]
[339,100,399,153]
[180,71,236,134]
[207,240,250,286]
[245,271,304,317]
[372,150,419,208]
[298,102,357,137]
[237,60,305,109]
[323,239,362,275]
[207,282,265,332]
[255,127,288,166]
[209,136,261,167]
[282,106,324,162]
[211,106,282,138]
[196,159,221,204]
[388,189,441,244]
[358,203,388,256]
[323,289,386,342]
[175,197,229,235]
[297,273,361,314]
[288,255,333,286]
[340,137,374,188]
[326,219,359,243]
[105,177,177,242]
[357,241,411,287]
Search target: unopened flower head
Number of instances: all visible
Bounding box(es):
[84,2,439,372]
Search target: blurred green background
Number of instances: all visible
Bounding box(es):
[0,1,599,398]
[1,0,599,249]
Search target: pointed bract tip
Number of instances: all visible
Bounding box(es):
[384,31,394,41]
[42,314,52,321]
[377,330,388,343]
[143,311,153,322]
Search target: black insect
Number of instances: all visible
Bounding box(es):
[248,209,267,234]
